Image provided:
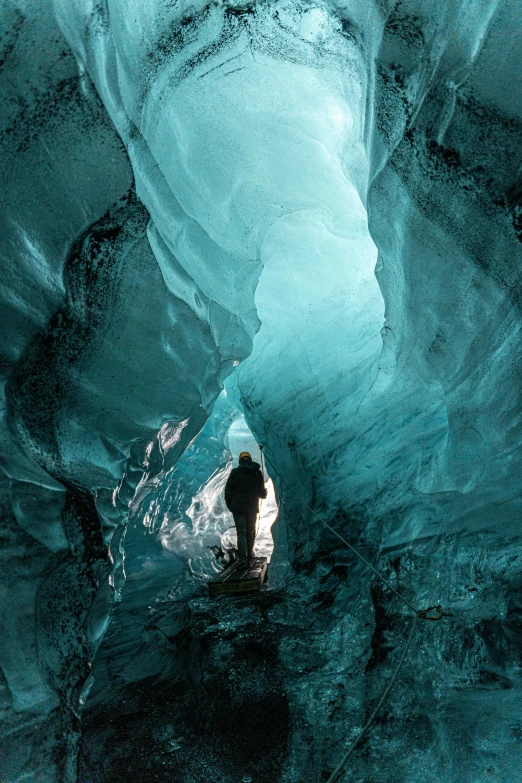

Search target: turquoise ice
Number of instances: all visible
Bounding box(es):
[1,0,522,781]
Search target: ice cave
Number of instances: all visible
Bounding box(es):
[1,0,522,781]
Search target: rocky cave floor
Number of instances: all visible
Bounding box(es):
[80,591,291,783]
[78,555,379,783]
[76,534,522,783]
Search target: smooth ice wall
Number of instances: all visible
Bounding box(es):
[1,0,522,780]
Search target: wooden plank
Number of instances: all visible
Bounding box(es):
[215,560,243,583]
[212,557,265,583]
[209,557,268,597]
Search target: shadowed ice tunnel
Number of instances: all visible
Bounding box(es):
[1,1,522,781]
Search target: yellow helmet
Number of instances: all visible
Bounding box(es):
[239,451,252,462]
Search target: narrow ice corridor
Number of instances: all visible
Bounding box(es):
[156,395,277,573]
[2,1,522,781]
[86,389,279,704]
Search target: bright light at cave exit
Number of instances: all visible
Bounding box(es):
[225,416,278,560]
[158,414,277,569]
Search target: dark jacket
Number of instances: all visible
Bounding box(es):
[225,460,267,514]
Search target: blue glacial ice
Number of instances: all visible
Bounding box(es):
[1,0,522,781]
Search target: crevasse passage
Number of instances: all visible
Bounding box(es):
[1,1,522,782]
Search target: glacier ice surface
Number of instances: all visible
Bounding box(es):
[1,0,522,781]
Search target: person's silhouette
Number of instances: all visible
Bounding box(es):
[224,452,267,564]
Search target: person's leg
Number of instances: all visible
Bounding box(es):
[233,513,248,562]
[246,510,257,561]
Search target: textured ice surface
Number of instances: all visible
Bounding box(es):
[1,0,522,781]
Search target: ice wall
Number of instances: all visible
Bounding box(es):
[234,2,522,779]
[0,1,257,776]
[235,0,522,552]
[1,0,522,781]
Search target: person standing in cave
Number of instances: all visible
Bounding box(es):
[224,451,267,565]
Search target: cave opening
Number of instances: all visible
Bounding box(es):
[2,1,522,782]
[155,396,279,573]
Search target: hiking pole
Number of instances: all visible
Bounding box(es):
[256,444,266,544]
[259,443,266,482]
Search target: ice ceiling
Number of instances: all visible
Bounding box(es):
[1,0,522,781]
